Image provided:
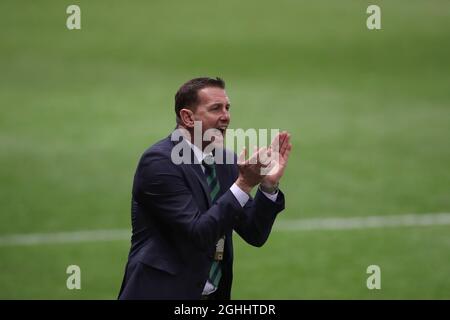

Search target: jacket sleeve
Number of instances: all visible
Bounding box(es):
[233,189,285,247]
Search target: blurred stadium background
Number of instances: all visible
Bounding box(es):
[0,0,449,299]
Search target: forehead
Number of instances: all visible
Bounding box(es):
[197,87,229,105]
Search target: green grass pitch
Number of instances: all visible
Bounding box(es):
[0,0,449,298]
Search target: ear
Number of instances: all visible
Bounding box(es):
[179,108,195,128]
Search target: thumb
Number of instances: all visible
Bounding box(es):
[237,147,247,165]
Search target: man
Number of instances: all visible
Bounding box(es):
[118,77,292,299]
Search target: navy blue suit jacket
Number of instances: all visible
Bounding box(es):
[118,134,285,299]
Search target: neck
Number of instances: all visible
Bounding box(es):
[177,124,207,151]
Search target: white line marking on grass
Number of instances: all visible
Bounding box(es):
[274,213,450,231]
[0,229,129,246]
[0,213,449,246]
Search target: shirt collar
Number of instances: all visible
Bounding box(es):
[184,138,213,164]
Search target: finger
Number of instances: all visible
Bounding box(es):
[249,146,264,164]
[280,133,290,156]
[259,146,272,166]
[280,130,288,143]
[246,145,258,164]
[249,146,268,167]
[279,131,289,151]
[237,147,247,165]
[271,132,285,153]
[273,131,286,152]
[270,132,280,152]
[281,143,292,163]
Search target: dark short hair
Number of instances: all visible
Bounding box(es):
[175,77,225,123]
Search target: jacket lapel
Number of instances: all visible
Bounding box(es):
[171,136,212,208]
[189,161,212,207]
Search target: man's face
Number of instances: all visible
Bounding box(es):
[191,86,231,149]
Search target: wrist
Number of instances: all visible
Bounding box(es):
[259,182,279,194]
[235,178,253,194]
